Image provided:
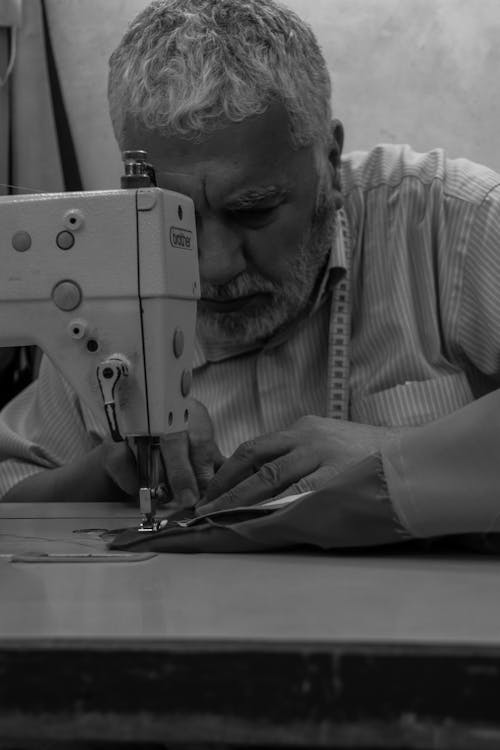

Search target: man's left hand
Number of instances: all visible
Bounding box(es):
[197,415,395,514]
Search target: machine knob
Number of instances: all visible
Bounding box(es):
[11,230,32,252]
[56,230,75,250]
[52,280,82,311]
[68,319,88,339]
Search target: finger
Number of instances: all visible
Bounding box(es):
[184,397,226,494]
[161,432,199,508]
[197,448,319,514]
[273,465,340,499]
[203,432,296,503]
[190,438,226,494]
[101,439,139,496]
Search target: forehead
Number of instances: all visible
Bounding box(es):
[122,103,317,204]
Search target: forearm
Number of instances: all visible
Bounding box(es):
[2,446,128,503]
[382,390,500,538]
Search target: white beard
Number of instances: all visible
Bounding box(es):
[197,189,337,348]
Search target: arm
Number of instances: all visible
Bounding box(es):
[2,443,128,502]
[456,183,500,388]
[196,392,500,547]
[0,355,223,505]
[382,388,500,538]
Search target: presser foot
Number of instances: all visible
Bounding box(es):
[135,437,165,533]
[137,486,168,532]
[137,514,164,533]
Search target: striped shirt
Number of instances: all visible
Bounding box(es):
[1,143,500,497]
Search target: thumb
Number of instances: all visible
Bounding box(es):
[190,438,226,493]
[187,398,226,493]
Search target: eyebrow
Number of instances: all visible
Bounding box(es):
[226,186,289,209]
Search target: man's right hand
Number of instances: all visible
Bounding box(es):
[101,398,225,509]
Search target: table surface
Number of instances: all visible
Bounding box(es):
[2,502,500,750]
[0,502,500,644]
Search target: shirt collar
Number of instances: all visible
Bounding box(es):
[310,206,347,314]
[193,207,348,368]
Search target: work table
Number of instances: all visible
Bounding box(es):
[1,502,500,749]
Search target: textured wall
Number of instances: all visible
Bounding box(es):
[45,0,500,189]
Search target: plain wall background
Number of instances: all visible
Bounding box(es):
[44,0,500,190]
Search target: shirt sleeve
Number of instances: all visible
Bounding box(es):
[459,184,500,381]
[381,388,500,538]
[0,355,107,498]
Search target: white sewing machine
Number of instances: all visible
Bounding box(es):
[0,152,199,530]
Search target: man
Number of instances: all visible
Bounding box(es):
[1,0,500,545]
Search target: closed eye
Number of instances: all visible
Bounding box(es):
[230,205,280,226]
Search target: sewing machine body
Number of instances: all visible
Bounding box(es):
[0,187,198,438]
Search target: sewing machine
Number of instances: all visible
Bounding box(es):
[0,152,199,530]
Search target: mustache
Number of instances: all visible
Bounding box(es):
[201,272,277,301]
[200,189,337,304]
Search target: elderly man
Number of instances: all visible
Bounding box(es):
[1,0,500,545]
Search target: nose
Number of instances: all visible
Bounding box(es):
[197,215,246,286]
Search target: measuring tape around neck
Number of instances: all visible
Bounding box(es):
[327,207,352,421]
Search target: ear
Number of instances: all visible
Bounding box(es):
[328,119,344,169]
[327,119,344,209]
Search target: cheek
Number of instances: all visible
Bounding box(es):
[244,203,313,280]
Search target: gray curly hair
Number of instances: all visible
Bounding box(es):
[108,0,333,149]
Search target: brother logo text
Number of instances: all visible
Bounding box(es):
[170,227,192,250]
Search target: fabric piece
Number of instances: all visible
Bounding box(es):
[40,0,82,191]
[110,453,410,553]
[383,388,500,539]
[0,27,11,192]
[0,357,104,495]
[0,1,67,419]
[10,0,65,194]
